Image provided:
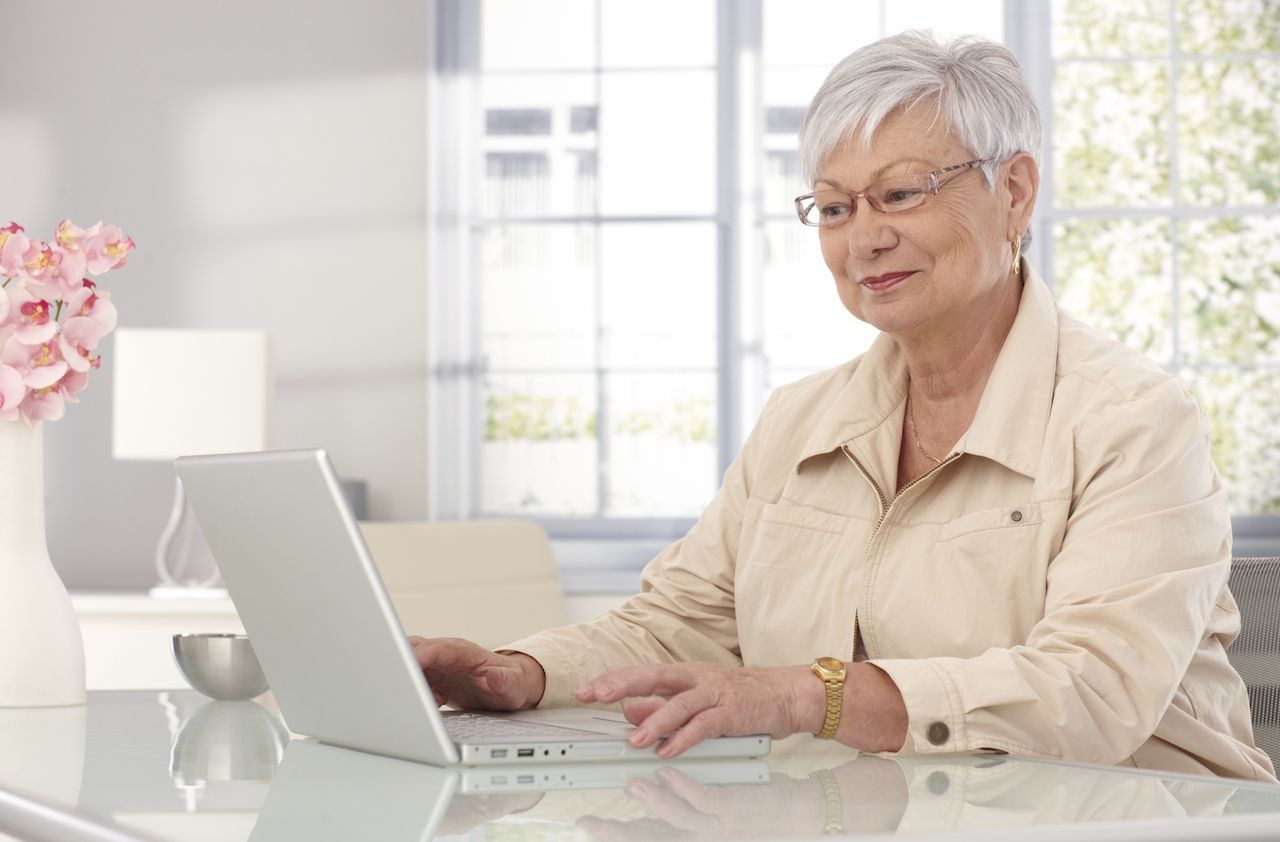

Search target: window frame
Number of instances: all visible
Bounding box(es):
[428,0,1280,557]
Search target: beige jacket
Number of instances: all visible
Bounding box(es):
[507,267,1275,782]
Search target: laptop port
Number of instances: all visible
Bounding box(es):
[518,774,534,784]
[517,748,535,757]
[490,749,508,758]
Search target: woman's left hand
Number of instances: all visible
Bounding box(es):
[573,663,820,757]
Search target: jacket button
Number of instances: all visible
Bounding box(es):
[1010,509,1024,523]
[927,722,950,745]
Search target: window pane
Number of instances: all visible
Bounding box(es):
[606,372,717,516]
[762,68,830,202]
[601,0,715,68]
[481,0,597,71]
[884,0,1004,41]
[1182,367,1280,514]
[1051,0,1169,58]
[1053,218,1173,361]
[762,0,882,67]
[598,71,716,215]
[481,74,597,218]
[761,221,880,375]
[1053,61,1171,208]
[1179,216,1280,363]
[1178,60,1280,206]
[1178,0,1280,54]
[481,224,597,370]
[482,374,598,514]
[600,223,717,368]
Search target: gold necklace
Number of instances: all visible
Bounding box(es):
[906,391,943,467]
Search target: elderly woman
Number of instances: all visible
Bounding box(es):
[413,31,1274,781]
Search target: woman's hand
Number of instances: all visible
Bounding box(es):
[408,636,545,711]
[573,663,822,757]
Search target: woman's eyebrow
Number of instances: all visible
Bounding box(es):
[816,157,939,190]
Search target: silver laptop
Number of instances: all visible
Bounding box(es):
[175,449,770,767]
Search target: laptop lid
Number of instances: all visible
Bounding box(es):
[176,449,461,765]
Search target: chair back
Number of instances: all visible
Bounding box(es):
[357,519,568,649]
[1226,556,1280,769]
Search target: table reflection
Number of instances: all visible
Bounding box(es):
[168,698,289,811]
[59,694,1280,842]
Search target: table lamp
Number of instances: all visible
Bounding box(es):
[112,328,270,597]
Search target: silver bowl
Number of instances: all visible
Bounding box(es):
[172,634,269,701]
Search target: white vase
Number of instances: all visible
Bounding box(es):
[0,420,86,707]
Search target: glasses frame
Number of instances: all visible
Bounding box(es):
[793,157,995,228]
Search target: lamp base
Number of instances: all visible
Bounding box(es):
[148,586,229,601]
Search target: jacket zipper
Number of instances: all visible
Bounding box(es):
[840,444,960,660]
[839,444,960,533]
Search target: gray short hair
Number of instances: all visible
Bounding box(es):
[798,30,1041,202]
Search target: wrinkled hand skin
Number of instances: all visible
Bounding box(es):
[573,663,820,758]
[408,636,545,710]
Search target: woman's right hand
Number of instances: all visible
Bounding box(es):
[408,636,546,711]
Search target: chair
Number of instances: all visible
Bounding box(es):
[1225,556,1280,769]
[356,519,568,649]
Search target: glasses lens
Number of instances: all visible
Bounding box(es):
[802,190,853,226]
[868,175,933,213]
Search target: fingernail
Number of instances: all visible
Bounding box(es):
[629,728,648,745]
[657,742,675,758]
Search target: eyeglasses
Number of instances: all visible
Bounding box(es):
[794,158,993,227]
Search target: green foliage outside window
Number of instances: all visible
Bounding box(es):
[1051,0,1280,514]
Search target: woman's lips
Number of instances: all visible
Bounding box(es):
[859,271,916,292]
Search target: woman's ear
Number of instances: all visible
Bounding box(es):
[1004,152,1040,238]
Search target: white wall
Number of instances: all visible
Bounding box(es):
[1,1,430,589]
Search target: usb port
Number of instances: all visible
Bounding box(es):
[490,749,508,758]
[518,774,534,784]
[517,748,535,757]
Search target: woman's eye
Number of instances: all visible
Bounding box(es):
[883,188,923,205]
[820,204,851,219]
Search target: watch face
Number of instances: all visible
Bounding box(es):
[816,657,844,672]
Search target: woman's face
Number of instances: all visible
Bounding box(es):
[815,106,1032,341]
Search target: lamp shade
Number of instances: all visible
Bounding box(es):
[112,329,270,461]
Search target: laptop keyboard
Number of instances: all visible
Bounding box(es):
[443,712,604,740]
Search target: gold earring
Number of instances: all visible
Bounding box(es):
[1010,235,1022,274]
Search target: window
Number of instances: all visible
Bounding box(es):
[429,1,1278,556]
[1034,0,1280,518]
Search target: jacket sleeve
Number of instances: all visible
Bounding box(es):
[500,393,779,708]
[870,378,1234,762]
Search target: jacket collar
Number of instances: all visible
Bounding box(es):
[794,261,1059,482]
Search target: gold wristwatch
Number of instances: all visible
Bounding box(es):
[811,656,847,739]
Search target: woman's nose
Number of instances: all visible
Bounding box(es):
[845,210,898,259]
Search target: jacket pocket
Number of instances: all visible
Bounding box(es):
[739,502,852,570]
[938,502,1043,542]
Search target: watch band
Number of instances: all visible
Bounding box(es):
[817,676,842,739]
[811,657,846,740]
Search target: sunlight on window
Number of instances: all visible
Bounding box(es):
[1049,0,1280,514]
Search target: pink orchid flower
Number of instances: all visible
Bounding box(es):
[2,339,69,390]
[56,368,89,405]
[23,240,87,302]
[2,284,59,345]
[19,387,66,424]
[0,363,25,421]
[63,279,118,334]
[85,225,135,275]
[57,316,105,373]
[0,223,29,279]
[54,218,102,252]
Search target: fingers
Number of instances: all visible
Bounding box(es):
[627,687,721,751]
[575,664,701,705]
[621,699,664,724]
